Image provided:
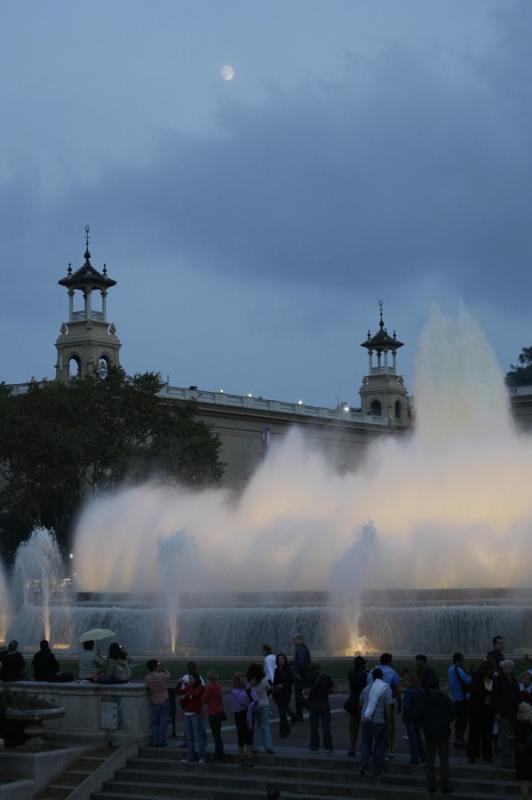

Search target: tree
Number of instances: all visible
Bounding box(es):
[0,370,224,559]
[505,347,532,387]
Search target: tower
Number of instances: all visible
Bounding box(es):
[359,302,408,425]
[55,226,121,381]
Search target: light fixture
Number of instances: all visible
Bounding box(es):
[297,400,303,405]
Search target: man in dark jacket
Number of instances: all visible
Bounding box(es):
[346,656,368,756]
[487,636,505,669]
[492,659,521,768]
[305,662,334,752]
[419,674,456,794]
[415,654,437,692]
[292,633,311,722]
[32,640,60,681]
[0,640,26,682]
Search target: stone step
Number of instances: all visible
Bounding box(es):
[126,761,520,796]
[37,746,117,799]
[52,769,95,787]
[94,792,354,800]
[99,776,514,800]
[43,786,75,800]
[135,750,516,783]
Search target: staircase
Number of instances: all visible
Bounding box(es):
[91,747,520,800]
[39,747,116,800]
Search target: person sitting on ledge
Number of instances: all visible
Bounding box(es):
[96,642,132,684]
[0,640,26,682]
[32,639,73,682]
[79,640,106,681]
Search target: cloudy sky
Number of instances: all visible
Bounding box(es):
[1,0,531,407]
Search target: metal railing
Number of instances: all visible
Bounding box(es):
[71,311,105,321]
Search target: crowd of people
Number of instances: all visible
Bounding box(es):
[145,633,532,798]
[2,632,532,797]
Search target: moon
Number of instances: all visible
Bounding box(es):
[220,64,235,81]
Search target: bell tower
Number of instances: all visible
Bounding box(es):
[359,302,409,426]
[55,225,121,381]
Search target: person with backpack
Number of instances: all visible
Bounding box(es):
[359,667,393,776]
[419,674,456,795]
[447,652,471,749]
[304,662,334,753]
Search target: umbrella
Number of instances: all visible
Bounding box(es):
[79,628,116,643]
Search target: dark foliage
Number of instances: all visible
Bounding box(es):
[0,369,224,559]
[505,346,532,387]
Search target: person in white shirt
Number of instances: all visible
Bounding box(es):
[262,644,277,684]
[78,640,105,681]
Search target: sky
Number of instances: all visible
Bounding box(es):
[1,0,531,408]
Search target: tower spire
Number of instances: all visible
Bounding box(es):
[379,300,384,330]
[84,224,91,264]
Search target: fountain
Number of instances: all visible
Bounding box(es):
[9,528,66,646]
[0,554,9,645]
[6,307,532,655]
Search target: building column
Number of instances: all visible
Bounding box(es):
[68,290,74,320]
[85,288,92,319]
[102,290,107,320]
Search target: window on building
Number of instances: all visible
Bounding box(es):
[370,399,382,416]
[395,400,402,419]
[68,356,81,381]
[98,356,110,378]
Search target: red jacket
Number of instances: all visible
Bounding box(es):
[177,681,204,714]
[202,681,224,716]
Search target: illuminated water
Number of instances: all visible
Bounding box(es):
[7,308,532,654]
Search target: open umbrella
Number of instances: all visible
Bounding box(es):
[79,628,116,643]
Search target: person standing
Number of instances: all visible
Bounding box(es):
[514,701,532,799]
[145,659,170,748]
[493,659,521,769]
[419,674,455,795]
[231,672,254,767]
[272,653,293,739]
[247,663,275,754]
[292,633,311,723]
[0,640,26,682]
[415,655,436,692]
[202,670,226,762]
[519,672,532,703]
[467,658,496,764]
[177,662,205,748]
[178,670,207,764]
[345,656,368,757]
[402,672,425,765]
[366,653,402,754]
[487,636,505,670]
[447,652,471,749]
[305,662,334,754]
[359,667,393,776]
[262,644,277,685]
